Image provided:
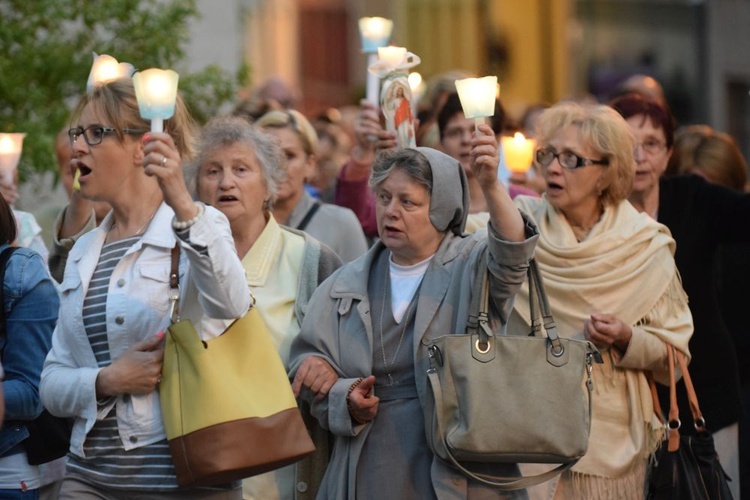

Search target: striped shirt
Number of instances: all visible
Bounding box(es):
[67,237,179,491]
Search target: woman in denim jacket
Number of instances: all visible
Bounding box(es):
[40,77,249,499]
[0,194,60,498]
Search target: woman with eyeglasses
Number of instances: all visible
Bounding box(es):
[39,77,250,499]
[611,93,750,498]
[510,101,692,499]
[255,110,368,262]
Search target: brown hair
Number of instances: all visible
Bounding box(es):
[255,109,318,157]
[70,77,196,160]
[669,126,747,191]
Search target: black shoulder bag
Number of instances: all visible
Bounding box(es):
[0,247,72,465]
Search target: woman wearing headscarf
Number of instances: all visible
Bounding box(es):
[511,101,693,499]
[288,125,538,499]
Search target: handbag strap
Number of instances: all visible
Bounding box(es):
[168,243,255,325]
[649,345,706,453]
[468,258,561,345]
[427,369,577,490]
[169,244,181,323]
[295,200,321,232]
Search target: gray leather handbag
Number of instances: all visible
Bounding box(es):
[424,259,602,490]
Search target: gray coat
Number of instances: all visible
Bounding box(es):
[288,217,538,500]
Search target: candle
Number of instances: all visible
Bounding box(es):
[454,76,498,130]
[502,132,536,173]
[359,17,394,52]
[86,53,135,93]
[408,72,425,111]
[0,133,25,185]
[377,46,407,67]
[132,68,180,133]
[359,17,393,105]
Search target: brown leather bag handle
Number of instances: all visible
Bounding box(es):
[649,345,706,452]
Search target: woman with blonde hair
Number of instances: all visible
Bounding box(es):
[40,77,250,498]
[255,110,368,262]
[668,125,748,191]
[512,101,693,499]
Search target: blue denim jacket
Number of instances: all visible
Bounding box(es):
[0,245,60,456]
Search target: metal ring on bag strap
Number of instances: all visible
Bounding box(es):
[475,339,491,354]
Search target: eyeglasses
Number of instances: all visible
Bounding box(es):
[68,125,145,146]
[634,139,666,155]
[535,148,609,170]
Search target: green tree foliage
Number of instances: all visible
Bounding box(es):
[0,0,247,180]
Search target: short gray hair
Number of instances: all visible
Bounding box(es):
[187,116,285,209]
[369,149,433,194]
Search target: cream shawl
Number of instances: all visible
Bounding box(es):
[513,196,693,493]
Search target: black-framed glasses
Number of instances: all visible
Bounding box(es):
[68,125,146,146]
[535,148,609,170]
[634,139,666,155]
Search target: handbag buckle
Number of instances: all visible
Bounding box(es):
[668,418,681,430]
[475,338,491,354]
[428,345,443,369]
[169,285,181,323]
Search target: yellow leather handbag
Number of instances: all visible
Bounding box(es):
[159,247,315,488]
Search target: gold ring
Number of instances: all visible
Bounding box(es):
[161,155,168,166]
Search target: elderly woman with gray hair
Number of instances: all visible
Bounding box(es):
[188,116,342,500]
[288,124,538,499]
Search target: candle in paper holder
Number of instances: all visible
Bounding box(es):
[87,53,135,93]
[132,68,180,133]
[0,133,25,185]
[502,132,536,173]
[359,17,394,105]
[454,76,498,131]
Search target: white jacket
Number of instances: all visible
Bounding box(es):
[40,202,249,457]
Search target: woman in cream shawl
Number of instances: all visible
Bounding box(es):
[511,101,693,499]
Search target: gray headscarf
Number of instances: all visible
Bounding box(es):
[416,147,469,236]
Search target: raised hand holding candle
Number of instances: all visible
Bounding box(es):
[132,69,180,133]
[0,134,25,185]
[359,17,394,105]
[454,76,498,131]
[502,132,536,173]
[370,48,421,150]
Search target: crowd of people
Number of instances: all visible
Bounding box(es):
[0,60,748,500]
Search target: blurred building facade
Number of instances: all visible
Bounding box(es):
[195,0,750,161]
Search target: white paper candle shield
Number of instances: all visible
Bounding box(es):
[454,76,498,119]
[133,69,180,133]
[0,134,25,185]
[359,17,394,52]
